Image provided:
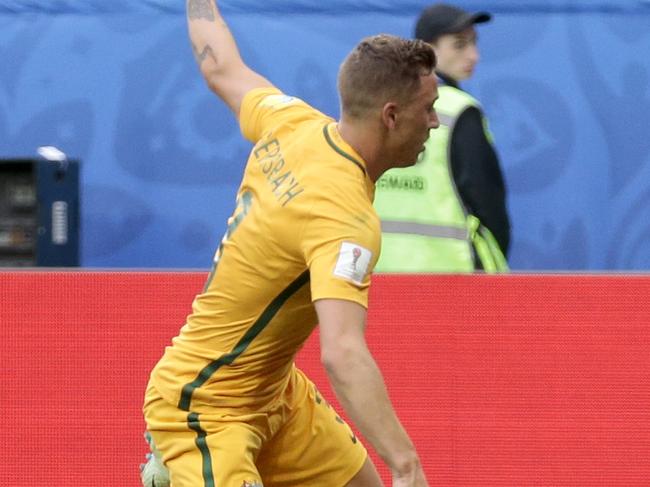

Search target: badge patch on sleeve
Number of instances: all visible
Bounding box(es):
[260,94,299,109]
[334,242,372,285]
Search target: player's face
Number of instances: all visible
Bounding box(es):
[432,27,480,81]
[392,73,439,168]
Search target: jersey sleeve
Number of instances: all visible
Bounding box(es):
[300,189,380,309]
[239,87,325,143]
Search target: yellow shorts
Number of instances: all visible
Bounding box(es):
[143,368,367,487]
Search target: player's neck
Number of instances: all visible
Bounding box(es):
[337,118,384,182]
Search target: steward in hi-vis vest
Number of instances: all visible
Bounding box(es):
[374,2,510,273]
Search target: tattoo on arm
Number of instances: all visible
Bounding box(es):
[192,43,217,65]
[187,0,216,21]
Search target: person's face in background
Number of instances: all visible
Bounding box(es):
[431,27,479,82]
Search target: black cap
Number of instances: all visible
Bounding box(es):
[414,3,492,43]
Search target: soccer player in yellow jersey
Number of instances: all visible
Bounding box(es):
[141,1,439,486]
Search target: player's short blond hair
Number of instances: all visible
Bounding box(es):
[338,34,436,119]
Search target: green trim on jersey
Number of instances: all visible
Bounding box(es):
[178,270,311,411]
[187,412,215,487]
[322,124,366,175]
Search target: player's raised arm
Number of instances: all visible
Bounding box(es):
[186,0,273,117]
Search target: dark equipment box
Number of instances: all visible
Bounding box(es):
[0,158,79,267]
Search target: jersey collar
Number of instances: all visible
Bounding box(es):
[322,123,367,176]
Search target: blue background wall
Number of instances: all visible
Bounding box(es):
[2,1,650,269]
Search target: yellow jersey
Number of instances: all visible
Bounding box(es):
[150,88,381,413]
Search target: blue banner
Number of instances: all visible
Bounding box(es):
[1,1,649,269]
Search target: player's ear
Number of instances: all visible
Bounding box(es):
[381,102,398,130]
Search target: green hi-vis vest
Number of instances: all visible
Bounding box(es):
[373,85,508,273]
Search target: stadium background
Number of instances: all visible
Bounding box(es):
[1,0,650,269]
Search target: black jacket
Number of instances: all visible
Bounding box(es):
[438,72,511,257]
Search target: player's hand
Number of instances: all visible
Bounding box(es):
[391,464,429,486]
